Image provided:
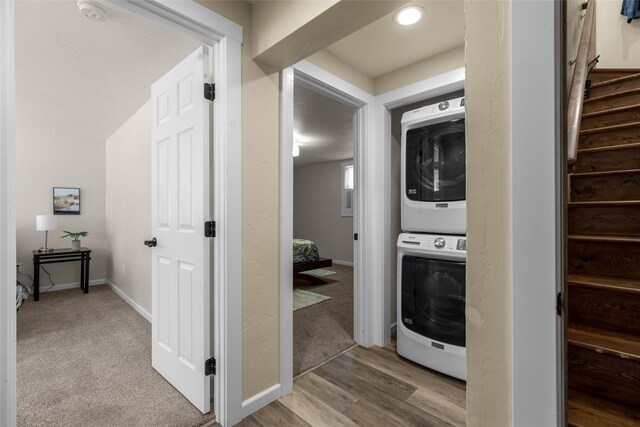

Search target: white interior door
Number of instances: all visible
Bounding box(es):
[150,46,212,414]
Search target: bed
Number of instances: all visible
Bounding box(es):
[16,280,30,311]
[293,239,332,282]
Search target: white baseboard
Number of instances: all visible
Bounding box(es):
[391,322,397,335]
[242,383,281,418]
[332,259,353,267]
[38,279,106,292]
[105,280,152,323]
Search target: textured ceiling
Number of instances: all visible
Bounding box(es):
[294,84,355,168]
[15,0,200,141]
[325,0,465,78]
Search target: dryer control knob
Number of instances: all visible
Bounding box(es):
[438,101,449,111]
[434,237,446,248]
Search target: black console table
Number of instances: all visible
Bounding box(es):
[32,248,91,301]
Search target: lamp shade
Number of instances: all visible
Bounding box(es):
[36,215,57,231]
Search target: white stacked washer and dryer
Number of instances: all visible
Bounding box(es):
[397,96,467,381]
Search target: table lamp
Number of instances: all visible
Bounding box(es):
[36,215,57,253]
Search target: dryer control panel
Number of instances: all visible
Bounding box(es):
[401,96,465,125]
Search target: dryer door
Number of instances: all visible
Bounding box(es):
[405,119,466,203]
[401,255,466,347]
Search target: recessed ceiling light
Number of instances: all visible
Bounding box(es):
[394,6,424,26]
[77,0,108,21]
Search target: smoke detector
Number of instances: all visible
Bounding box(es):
[77,0,108,21]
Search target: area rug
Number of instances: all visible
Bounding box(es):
[293,289,331,311]
[300,268,337,277]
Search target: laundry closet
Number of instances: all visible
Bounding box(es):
[390,89,467,381]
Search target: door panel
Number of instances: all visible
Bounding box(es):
[151,46,211,414]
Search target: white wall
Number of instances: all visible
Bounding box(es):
[105,101,151,314]
[15,122,106,287]
[566,0,585,94]
[596,0,640,68]
[294,160,353,263]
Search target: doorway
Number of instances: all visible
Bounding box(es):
[14,3,212,424]
[280,65,370,394]
[291,80,358,376]
[0,1,243,425]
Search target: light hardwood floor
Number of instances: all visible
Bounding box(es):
[237,339,466,426]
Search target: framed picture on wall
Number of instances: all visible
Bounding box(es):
[53,187,81,215]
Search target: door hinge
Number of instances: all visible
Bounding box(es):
[354,233,358,241]
[204,220,216,238]
[556,291,563,316]
[204,83,215,101]
[205,357,216,376]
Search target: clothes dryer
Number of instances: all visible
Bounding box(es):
[401,97,466,234]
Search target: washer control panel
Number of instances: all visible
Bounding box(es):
[398,233,466,254]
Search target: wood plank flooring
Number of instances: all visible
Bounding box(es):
[237,339,466,426]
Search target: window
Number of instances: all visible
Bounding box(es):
[342,161,354,217]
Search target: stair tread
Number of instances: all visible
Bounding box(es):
[582,103,640,119]
[568,326,640,361]
[569,234,640,243]
[568,389,640,427]
[568,273,640,294]
[590,72,640,89]
[569,200,640,207]
[584,87,640,104]
[571,168,640,177]
[579,121,640,135]
[578,141,640,154]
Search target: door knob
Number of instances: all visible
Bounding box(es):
[144,238,157,247]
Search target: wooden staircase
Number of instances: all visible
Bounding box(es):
[567,69,640,426]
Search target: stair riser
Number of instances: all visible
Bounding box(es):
[574,147,640,173]
[568,345,640,409]
[581,108,640,131]
[568,286,640,335]
[590,71,639,84]
[568,239,640,279]
[579,127,640,150]
[583,92,640,114]
[590,77,640,98]
[568,206,640,237]
[571,171,640,202]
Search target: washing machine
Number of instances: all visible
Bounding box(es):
[397,232,466,381]
[401,96,466,234]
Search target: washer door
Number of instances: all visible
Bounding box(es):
[405,119,466,202]
[401,255,466,347]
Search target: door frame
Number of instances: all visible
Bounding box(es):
[511,1,564,425]
[279,61,373,395]
[375,68,466,346]
[0,1,243,426]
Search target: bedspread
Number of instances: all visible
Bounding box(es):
[293,239,320,263]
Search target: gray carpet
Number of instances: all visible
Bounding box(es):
[293,264,355,376]
[17,285,214,427]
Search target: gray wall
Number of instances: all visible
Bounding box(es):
[294,159,353,263]
[16,126,106,287]
[105,101,152,314]
[389,89,465,327]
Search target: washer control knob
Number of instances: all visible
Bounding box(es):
[434,237,446,248]
[438,101,449,111]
